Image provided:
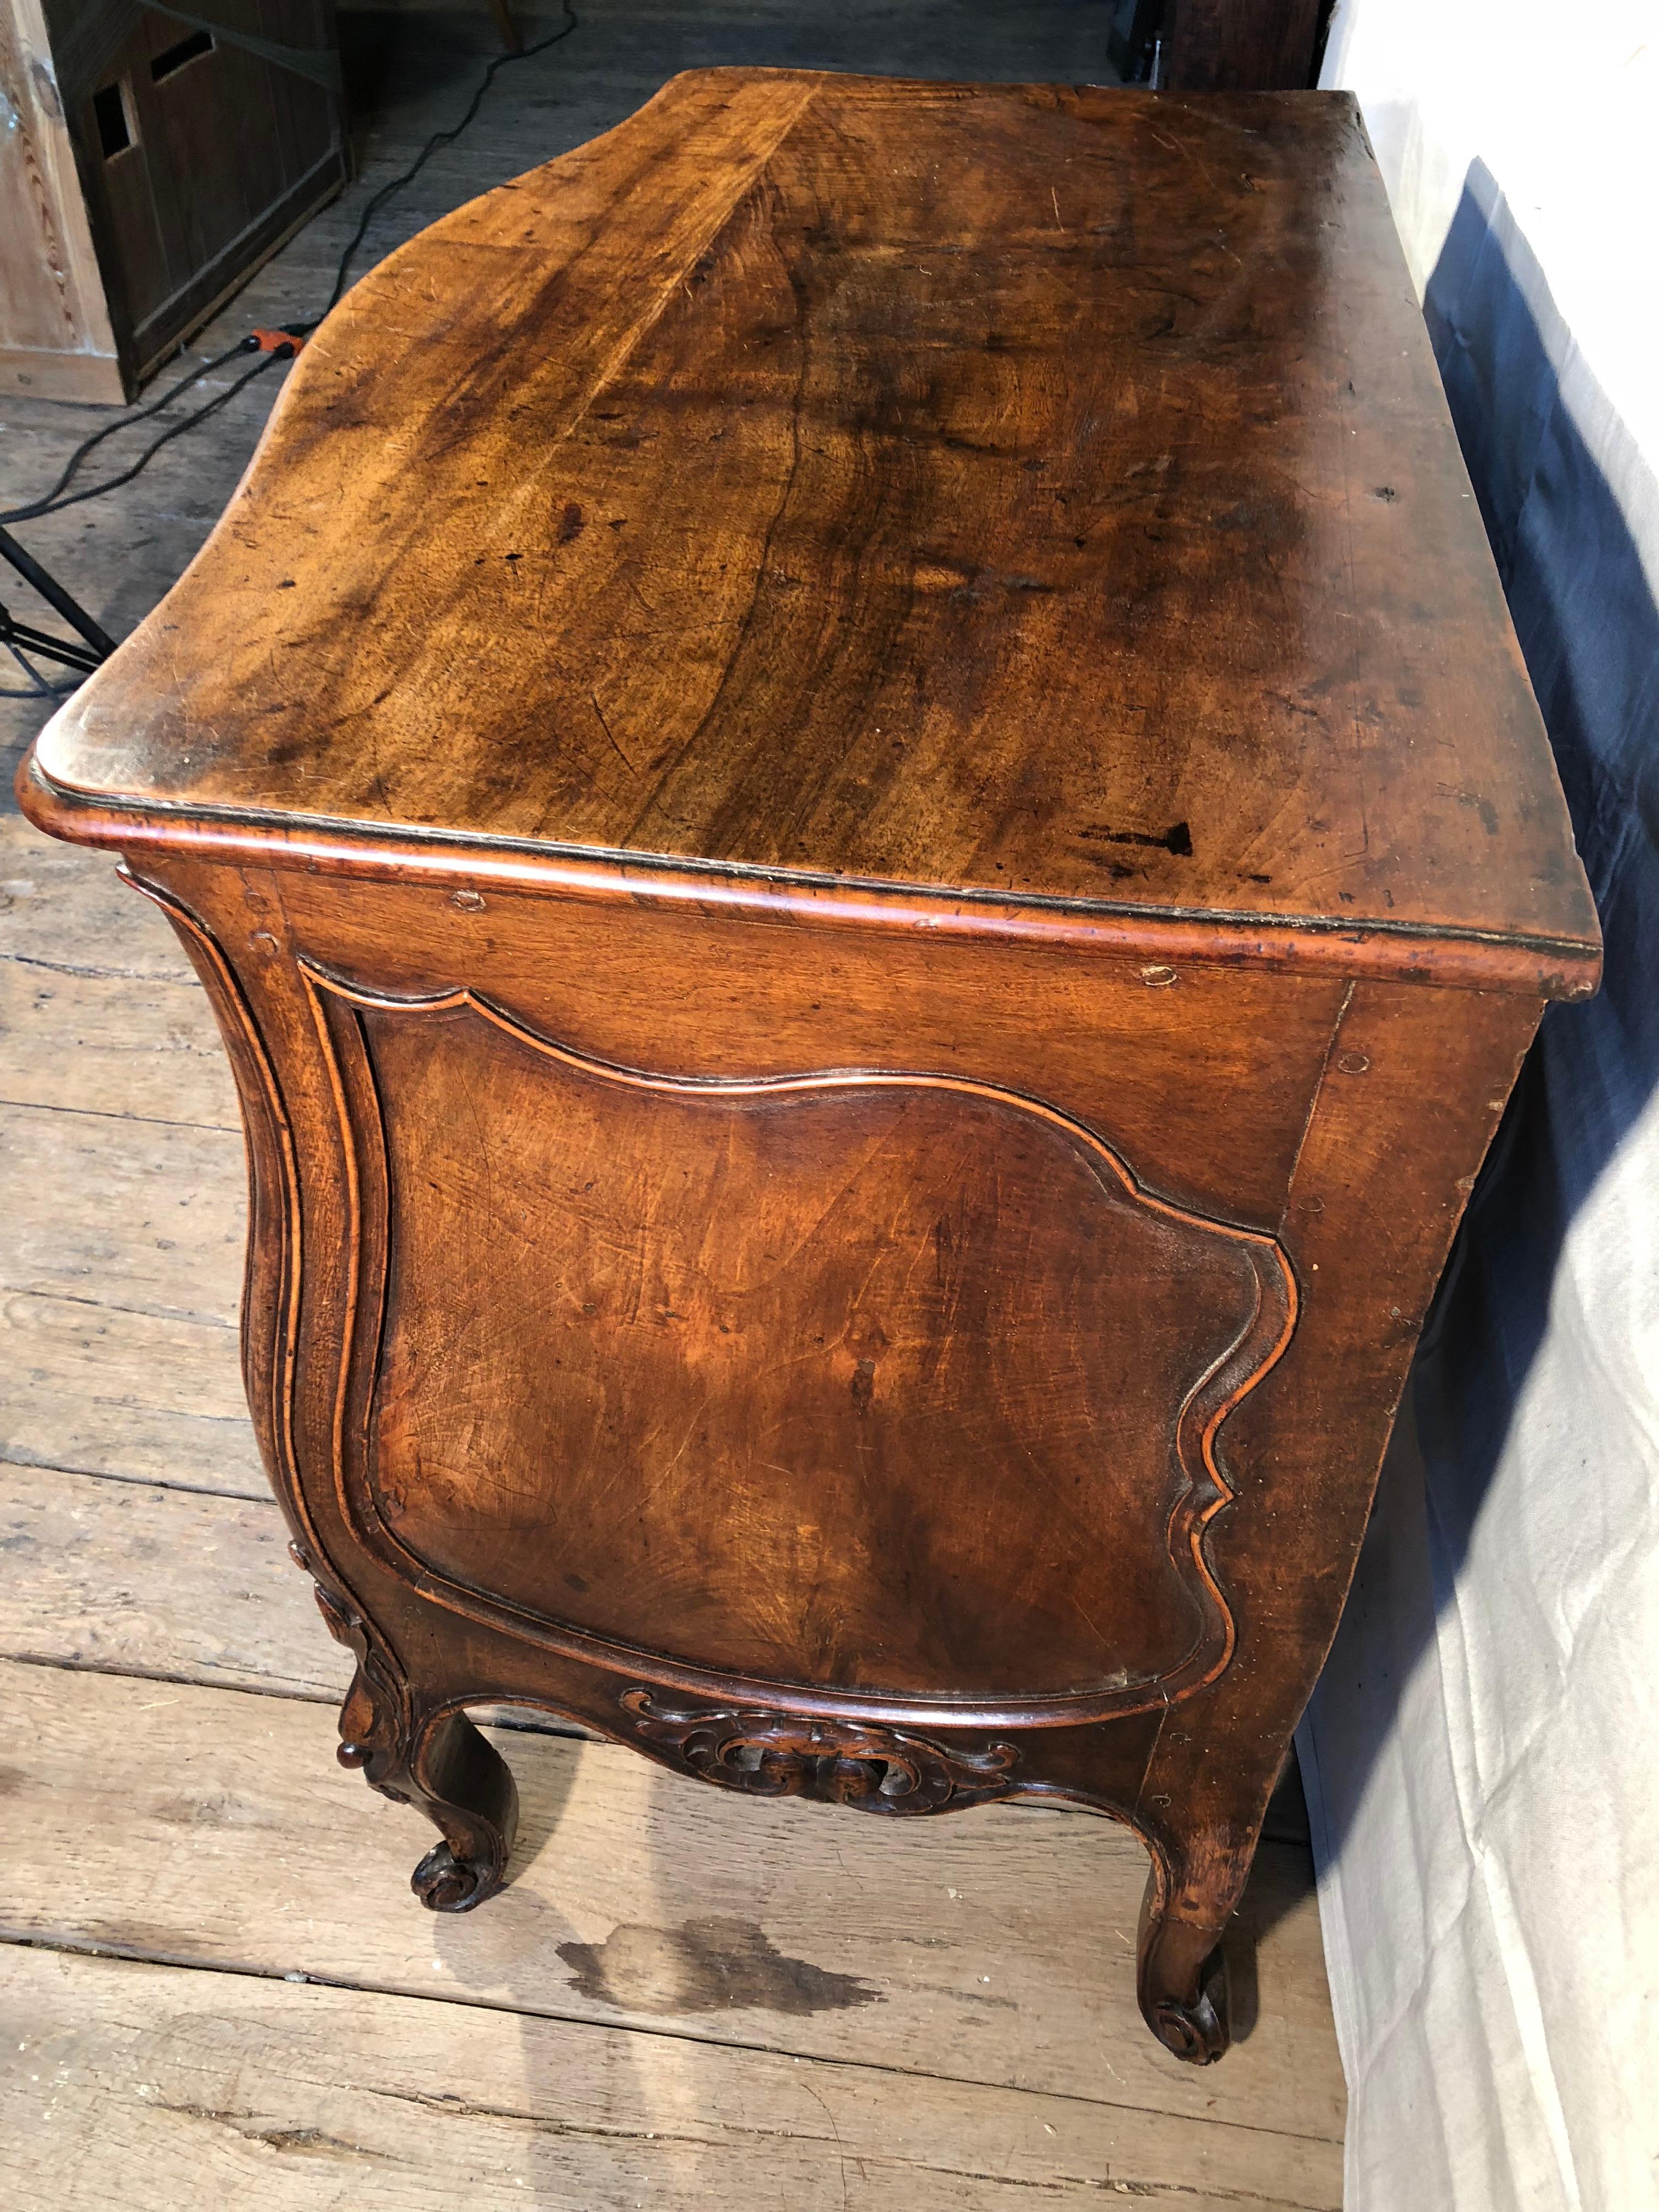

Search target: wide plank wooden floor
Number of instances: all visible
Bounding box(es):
[1,8,1345,2203]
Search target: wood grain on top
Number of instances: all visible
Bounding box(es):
[30,72,1596,963]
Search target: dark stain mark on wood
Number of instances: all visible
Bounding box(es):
[1077,821,1194,857]
[1466,793,1500,836]
[850,1356,876,1414]
[557,1915,882,2017]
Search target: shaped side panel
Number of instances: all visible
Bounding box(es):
[307,970,1295,1724]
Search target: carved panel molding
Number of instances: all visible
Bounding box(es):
[298,965,1299,1729]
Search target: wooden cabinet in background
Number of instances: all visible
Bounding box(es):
[1,0,347,403]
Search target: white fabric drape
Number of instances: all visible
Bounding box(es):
[1301,7,1659,2208]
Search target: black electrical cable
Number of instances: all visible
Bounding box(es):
[3,348,290,528]
[0,334,264,526]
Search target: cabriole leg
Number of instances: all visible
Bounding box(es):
[1136,1829,1251,2064]
[308,1562,520,1911]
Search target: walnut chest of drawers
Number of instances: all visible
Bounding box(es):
[20,72,1599,2063]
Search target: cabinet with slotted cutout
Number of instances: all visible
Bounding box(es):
[0,0,346,402]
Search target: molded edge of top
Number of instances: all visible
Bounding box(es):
[15,752,1604,1002]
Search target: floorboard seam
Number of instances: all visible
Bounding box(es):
[0,1649,594,1739]
[0,1454,267,1501]
[0,1929,1344,2158]
[1,1284,239,1330]
[0,1094,240,1136]
[1,950,197,984]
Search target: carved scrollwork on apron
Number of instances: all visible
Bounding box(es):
[618,1688,1020,1815]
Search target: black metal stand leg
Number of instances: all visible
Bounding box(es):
[0,524,117,665]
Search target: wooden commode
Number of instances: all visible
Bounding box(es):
[19,73,1599,2063]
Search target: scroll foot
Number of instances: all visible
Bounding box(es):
[402,1709,520,1914]
[1143,1942,1230,2063]
[413,1838,496,1914]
